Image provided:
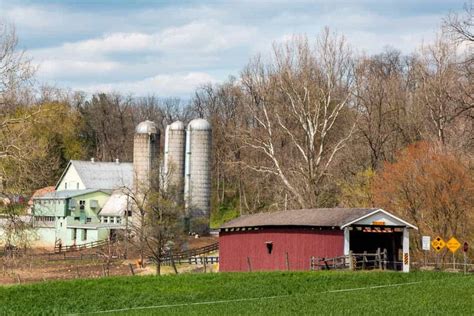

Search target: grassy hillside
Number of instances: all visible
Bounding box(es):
[0,271,472,315]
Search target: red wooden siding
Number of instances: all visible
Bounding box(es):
[219,228,344,272]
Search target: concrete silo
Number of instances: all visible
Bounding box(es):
[163,121,186,202]
[184,119,212,233]
[133,120,160,194]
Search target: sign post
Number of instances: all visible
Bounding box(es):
[463,242,469,275]
[431,236,445,269]
[446,237,461,270]
[422,236,430,266]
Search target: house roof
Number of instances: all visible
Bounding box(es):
[220,208,416,230]
[28,186,55,205]
[56,160,133,190]
[99,191,129,216]
[34,189,111,200]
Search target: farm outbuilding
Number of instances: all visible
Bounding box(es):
[219,208,417,273]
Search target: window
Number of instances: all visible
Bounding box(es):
[86,217,91,223]
[116,217,122,224]
[82,229,87,241]
[103,217,108,223]
[110,217,115,224]
[266,241,273,254]
[79,200,86,210]
[69,199,77,209]
[127,210,132,217]
[90,200,98,208]
[35,216,55,222]
[74,217,80,221]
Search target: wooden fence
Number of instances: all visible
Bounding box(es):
[311,249,389,271]
[160,256,219,266]
[148,242,220,265]
[54,239,109,253]
[47,252,123,261]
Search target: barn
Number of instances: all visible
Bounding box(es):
[219,208,417,273]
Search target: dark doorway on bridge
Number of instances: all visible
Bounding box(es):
[350,228,403,270]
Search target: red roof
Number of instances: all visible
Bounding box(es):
[28,186,55,205]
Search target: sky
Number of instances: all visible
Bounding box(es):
[0,0,465,98]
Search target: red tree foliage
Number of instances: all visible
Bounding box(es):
[372,142,473,251]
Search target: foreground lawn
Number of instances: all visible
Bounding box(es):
[0,271,472,315]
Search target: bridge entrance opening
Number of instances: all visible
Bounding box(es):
[349,226,403,270]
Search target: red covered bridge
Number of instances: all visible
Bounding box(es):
[219,208,417,273]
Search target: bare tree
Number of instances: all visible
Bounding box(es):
[443,1,474,43]
[0,22,35,106]
[0,200,36,260]
[240,29,356,208]
[415,34,473,149]
[0,22,36,163]
[353,49,421,169]
[123,162,185,275]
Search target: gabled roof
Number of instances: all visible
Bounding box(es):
[99,191,129,217]
[55,160,133,190]
[34,189,111,200]
[220,208,417,230]
[28,186,55,205]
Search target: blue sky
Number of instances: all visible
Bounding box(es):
[0,0,465,97]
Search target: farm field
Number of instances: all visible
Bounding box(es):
[0,271,472,315]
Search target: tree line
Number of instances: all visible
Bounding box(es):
[0,5,472,251]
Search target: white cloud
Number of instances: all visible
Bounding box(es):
[2,0,458,97]
[42,21,256,56]
[39,60,120,79]
[78,72,216,96]
[4,5,55,29]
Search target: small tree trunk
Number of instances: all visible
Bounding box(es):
[156,258,161,276]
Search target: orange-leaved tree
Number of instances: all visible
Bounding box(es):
[372,141,473,251]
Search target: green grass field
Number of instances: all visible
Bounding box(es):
[0,271,472,315]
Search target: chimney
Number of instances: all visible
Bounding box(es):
[91,157,95,163]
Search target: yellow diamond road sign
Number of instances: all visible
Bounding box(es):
[446,237,461,253]
[431,236,445,252]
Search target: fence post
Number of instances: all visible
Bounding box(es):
[348,251,353,270]
[247,257,252,272]
[376,248,381,270]
[310,256,314,271]
[285,252,290,271]
[464,251,467,275]
[362,251,367,270]
[383,249,387,270]
[128,263,135,276]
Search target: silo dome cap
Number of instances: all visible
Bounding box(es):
[136,120,159,134]
[169,120,185,130]
[188,118,211,131]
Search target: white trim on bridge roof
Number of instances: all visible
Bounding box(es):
[340,208,418,230]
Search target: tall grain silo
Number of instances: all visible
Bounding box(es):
[184,119,212,233]
[163,121,186,202]
[133,120,160,194]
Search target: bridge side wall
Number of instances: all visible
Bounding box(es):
[219,227,344,272]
